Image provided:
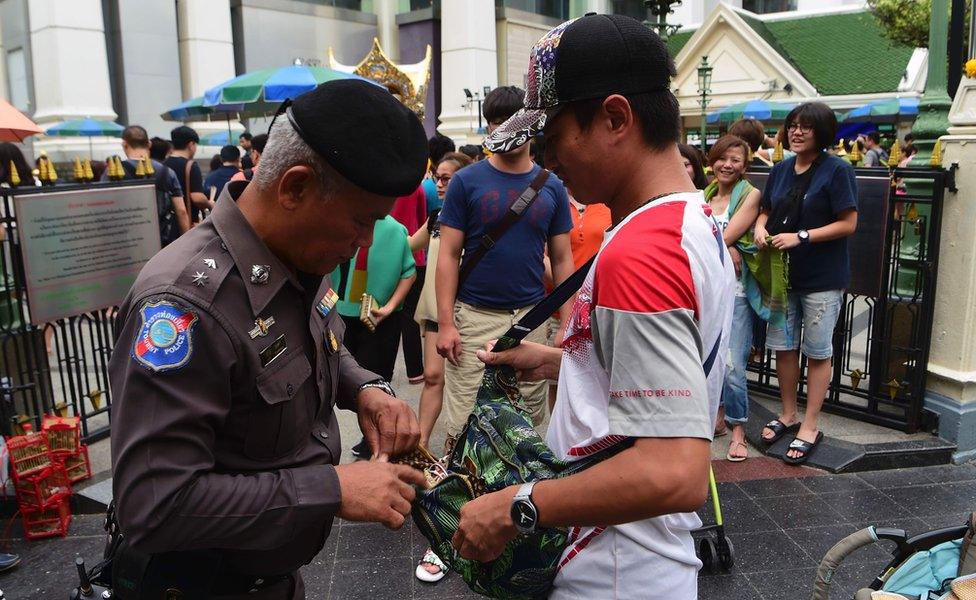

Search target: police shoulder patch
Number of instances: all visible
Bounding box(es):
[131,299,200,372]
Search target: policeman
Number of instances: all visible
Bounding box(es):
[109,80,428,599]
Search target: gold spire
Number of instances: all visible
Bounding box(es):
[887,140,902,168]
[835,138,847,157]
[8,160,20,186]
[849,139,862,165]
[83,158,94,181]
[144,156,155,176]
[37,157,49,182]
[930,140,942,167]
[47,159,58,183]
[772,140,784,164]
[114,156,125,180]
[135,157,146,178]
[73,157,84,181]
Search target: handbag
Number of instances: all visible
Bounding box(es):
[764,153,825,236]
[399,225,725,598]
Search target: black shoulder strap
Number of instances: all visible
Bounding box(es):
[458,168,550,285]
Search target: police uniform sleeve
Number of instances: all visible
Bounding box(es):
[335,342,381,412]
[110,293,343,553]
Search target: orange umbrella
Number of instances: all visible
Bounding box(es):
[0,99,42,142]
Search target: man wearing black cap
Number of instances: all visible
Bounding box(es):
[451,14,734,598]
[109,79,428,599]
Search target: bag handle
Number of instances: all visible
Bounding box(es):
[458,168,551,286]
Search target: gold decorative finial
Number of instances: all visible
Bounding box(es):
[135,157,146,178]
[835,139,847,157]
[930,140,942,167]
[849,139,862,165]
[73,157,84,181]
[144,156,155,176]
[887,140,902,168]
[37,157,49,182]
[83,158,94,181]
[8,160,20,186]
[114,156,125,180]
[47,159,58,184]
[772,140,784,163]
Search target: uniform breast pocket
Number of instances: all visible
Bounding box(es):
[246,350,312,460]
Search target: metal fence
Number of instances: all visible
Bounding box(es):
[0,183,144,444]
[745,166,948,433]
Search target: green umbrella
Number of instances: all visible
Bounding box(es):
[45,118,125,158]
[706,100,796,126]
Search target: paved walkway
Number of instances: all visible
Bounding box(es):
[2,462,972,599]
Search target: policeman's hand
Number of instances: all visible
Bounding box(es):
[477,340,560,382]
[452,485,518,562]
[335,461,426,529]
[357,387,421,461]
[436,324,463,366]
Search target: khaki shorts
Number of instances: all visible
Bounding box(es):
[442,301,550,439]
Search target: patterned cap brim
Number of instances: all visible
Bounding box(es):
[482,108,547,154]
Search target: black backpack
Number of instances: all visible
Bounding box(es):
[119,159,180,247]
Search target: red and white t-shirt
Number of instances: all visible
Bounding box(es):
[548,192,735,599]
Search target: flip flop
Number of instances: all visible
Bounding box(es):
[761,419,801,445]
[726,440,748,462]
[415,548,447,583]
[783,431,824,465]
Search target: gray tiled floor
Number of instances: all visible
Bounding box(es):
[6,463,972,599]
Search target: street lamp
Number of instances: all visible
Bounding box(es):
[697,56,713,152]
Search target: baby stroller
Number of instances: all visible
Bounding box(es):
[811,513,975,599]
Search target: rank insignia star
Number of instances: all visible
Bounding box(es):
[249,316,276,339]
[203,258,217,270]
[191,271,208,286]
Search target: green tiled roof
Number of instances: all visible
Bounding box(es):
[666,30,695,59]
[746,10,914,95]
[666,10,913,96]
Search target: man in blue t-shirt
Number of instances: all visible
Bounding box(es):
[435,86,574,441]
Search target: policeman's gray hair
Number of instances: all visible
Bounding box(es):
[253,118,339,196]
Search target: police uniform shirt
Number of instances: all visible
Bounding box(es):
[109,180,378,577]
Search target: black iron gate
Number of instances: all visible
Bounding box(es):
[0,183,146,444]
[745,166,948,433]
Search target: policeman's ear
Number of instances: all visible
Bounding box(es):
[276,165,317,210]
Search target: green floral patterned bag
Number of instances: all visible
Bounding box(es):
[397,258,626,599]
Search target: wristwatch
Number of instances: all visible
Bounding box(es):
[357,379,396,398]
[510,481,540,534]
[797,229,811,244]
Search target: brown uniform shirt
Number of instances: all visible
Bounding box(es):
[110,181,377,577]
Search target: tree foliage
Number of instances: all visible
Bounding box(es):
[868,0,931,48]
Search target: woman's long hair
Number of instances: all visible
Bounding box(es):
[678,143,709,190]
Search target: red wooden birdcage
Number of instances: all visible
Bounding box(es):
[41,415,81,457]
[6,427,53,480]
[14,464,71,509]
[21,498,72,541]
[59,445,92,483]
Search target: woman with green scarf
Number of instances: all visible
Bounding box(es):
[704,136,784,462]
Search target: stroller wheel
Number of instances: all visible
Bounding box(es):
[698,537,718,573]
[717,536,735,571]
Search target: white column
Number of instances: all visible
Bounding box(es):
[28,0,118,162]
[374,0,399,62]
[176,0,237,141]
[584,0,610,13]
[438,0,498,145]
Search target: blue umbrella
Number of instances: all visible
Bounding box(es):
[199,130,245,146]
[160,96,247,121]
[842,98,919,124]
[202,64,381,114]
[706,100,796,125]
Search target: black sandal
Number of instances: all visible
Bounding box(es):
[783,431,824,465]
[761,419,800,445]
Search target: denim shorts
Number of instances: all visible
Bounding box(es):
[765,289,843,360]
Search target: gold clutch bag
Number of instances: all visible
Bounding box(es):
[359,293,377,332]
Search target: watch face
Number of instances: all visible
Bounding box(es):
[510,500,538,531]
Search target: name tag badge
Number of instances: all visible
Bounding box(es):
[259,334,287,368]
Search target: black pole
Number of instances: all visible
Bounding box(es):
[948,0,966,99]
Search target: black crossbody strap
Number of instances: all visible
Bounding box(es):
[458,168,551,285]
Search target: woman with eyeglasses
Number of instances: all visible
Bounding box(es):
[409,151,472,584]
[753,102,858,464]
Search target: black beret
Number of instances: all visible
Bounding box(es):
[287,79,427,197]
